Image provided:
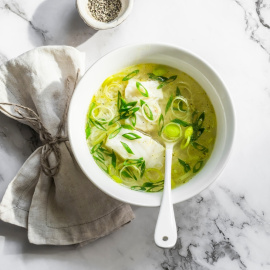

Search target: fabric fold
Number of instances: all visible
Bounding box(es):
[0,46,134,245]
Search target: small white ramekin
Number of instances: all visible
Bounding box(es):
[76,0,133,30]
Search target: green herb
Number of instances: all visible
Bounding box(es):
[191,127,205,141]
[130,113,136,127]
[121,124,134,130]
[122,132,141,140]
[136,82,149,97]
[85,121,91,139]
[121,170,132,178]
[191,142,208,154]
[122,69,139,81]
[91,141,103,154]
[171,118,190,127]
[89,118,107,131]
[131,180,164,192]
[109,127,122,139]
[193,160,203,173]
[120,141,134,154]
[158,114,164,136]
[140,99,146,106]
[165,95,173,115]
[178,158,191,173]
[111,150,116,168]
[176,86,181,96]
[157,75,177,89]
[123,157,145,177]
[143,103,154,120]
[87,102,96,118]
[148,73,177,89]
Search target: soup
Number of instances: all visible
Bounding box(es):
[85,64,216,192]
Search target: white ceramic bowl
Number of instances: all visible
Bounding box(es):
[68,43,235,207]
[76,0,133,30]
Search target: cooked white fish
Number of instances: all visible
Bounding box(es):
[124,79,163,132]
[105,128,165,168]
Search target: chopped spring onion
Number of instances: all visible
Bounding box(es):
[171,96,189,118]
[191,127,205,141]
[157,75,177,89]
[130,113,137,127]
[109,127,122,139]
[171,118,190,127]
[176,86,181,96]
[147,73,177,89]
[193,160,204,173]
[165,95,174,115]
[120,165,140,181]
[122,69,139,81]
[111,150,116,168]
[161,123,182,142]
[104,82,124,100]
[92,105,114,123]
[91,141,103,154]
[121,124,134,130]
[142,103,154,121]
[123,157,145,177]
[180,126,194,149]
[158,114,164,136]
[120,141,134,155]
[178,158,191,173]
[136,82,149,97]
[145,168,164,183]
[112,175,122,183]
[85,121,91,139]
[108,115,121,126]
[89,119,107,131]
[131,180,164,192]
[87,102,96,118]
[191,142,208,154]
[93,156,108,173]
[122,132,141,140]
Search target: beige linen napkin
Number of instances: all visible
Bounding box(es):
[0,46,134,245]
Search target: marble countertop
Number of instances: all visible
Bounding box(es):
[0,0,270,269]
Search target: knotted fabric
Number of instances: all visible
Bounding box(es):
[0,46,134,245]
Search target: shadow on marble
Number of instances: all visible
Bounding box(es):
[29,0,97,47]
[0,221,75,255]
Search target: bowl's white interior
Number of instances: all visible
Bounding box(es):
[68,44,235,207]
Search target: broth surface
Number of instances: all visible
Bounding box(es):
[85,64,216,192]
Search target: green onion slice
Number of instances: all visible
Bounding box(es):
[171,118,190,127]
[111,150,116,168]
[191,142,208,154]
[158,114,164,136]
[130,114,136,127]
[193,160,204,173]
[136,82,149,97]
[121,124,134,130]
[89,119,107,131]
[120,141,134,154]
[165,95,174,115]
[108,127,122,139]
[171,96,189,117]
[122,132,141,140]
[142,103,154,121]
[178,158,191,173]
[85,121,91,139]
[91,141,103,154]
[122,70,139,81]
[92,105,114,123]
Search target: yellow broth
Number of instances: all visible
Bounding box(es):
[85,64,216,192]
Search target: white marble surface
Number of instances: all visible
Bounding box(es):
[0,0,270,269]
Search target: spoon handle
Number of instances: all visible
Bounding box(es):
[154,145,177,248]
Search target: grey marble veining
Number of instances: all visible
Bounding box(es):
[0,0,270,269]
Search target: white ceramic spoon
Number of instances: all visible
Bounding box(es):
[154,123,181,248]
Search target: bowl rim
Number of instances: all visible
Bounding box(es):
[68,42,236,207]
